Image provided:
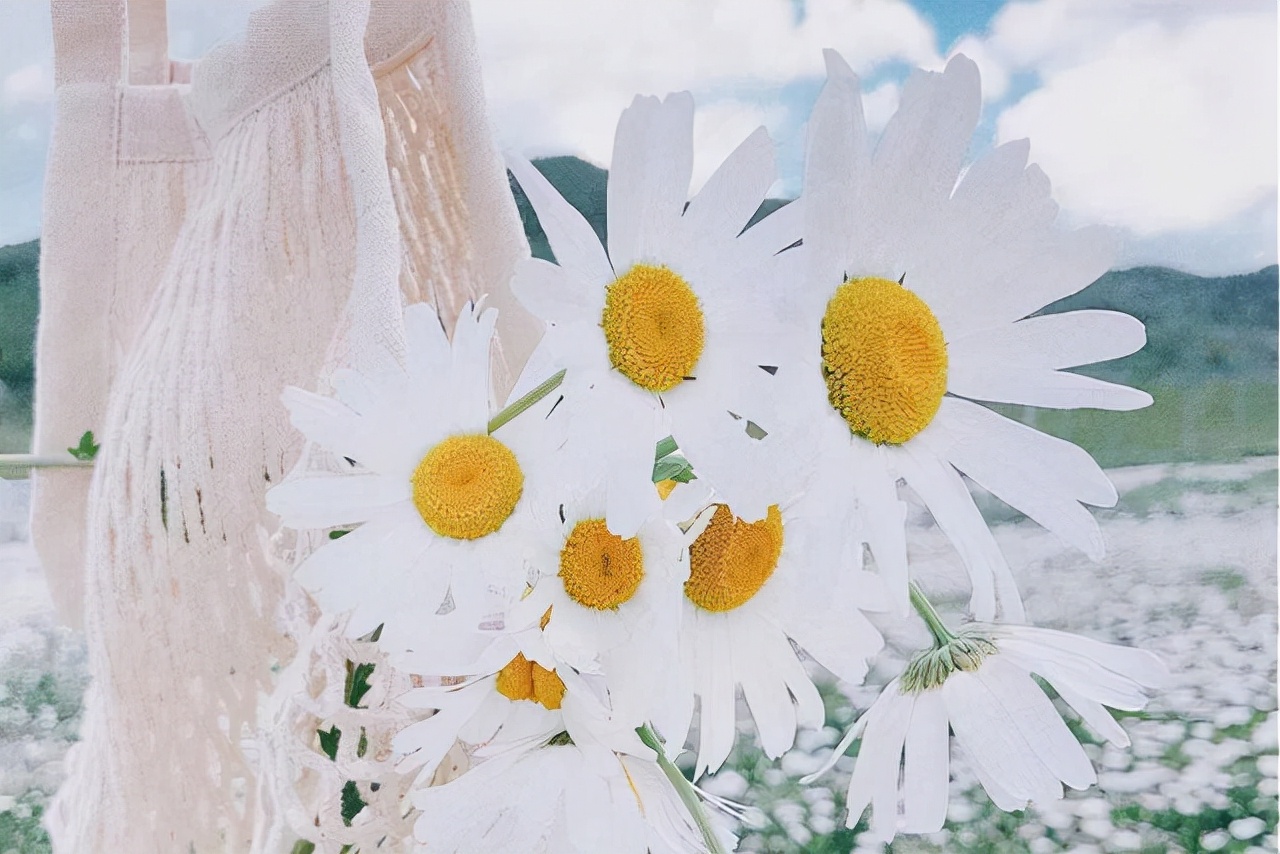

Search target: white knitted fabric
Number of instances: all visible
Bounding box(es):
[39,2,540,851]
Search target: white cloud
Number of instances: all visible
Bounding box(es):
[472,0,940,164]
[861,80,901,133]
[2,64,51,106]
[995,11,1276,235]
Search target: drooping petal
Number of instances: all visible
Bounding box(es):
[944,668,1063,808]
[979,657,1096,791]
[844,682,912,841]
[901,691,950,834]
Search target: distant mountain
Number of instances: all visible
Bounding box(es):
[0,239,38,394]
[1,158,1275,464]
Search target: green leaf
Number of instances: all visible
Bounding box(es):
[356,727,368,759]
[67,430,100,461]
[340,780,366,827]
[318,726,341,761]
[328,529,351,540]
[290,840,316,854]
[344,661,376,708]
[654,435,678,460]
[653,455,696,484]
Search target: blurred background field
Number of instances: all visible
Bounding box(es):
[0,160,1275,853]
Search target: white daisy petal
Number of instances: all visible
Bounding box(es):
[402,302,451,382]
[394,679,493,776]
[955,310,1149,371]
[599,381,663,538]
[979,657,1096,791]
[958,737,1026,812]
[281,386,411,475]
[849,440,912,616]
[508,153,614,288]
[944,669,1062,806]
[1052,680,1132,748]
[682,125,776,245]
[844,682,912,839]
[510,257,601,327]
[1001,625,1171,690]
[607,92,695,270]
[927,397,1115,559]
[804,50,868,279]
[891,441,1022,622]
[949,310,1153,411]
[950,365,1154,412]
[901,690,950,834]
[860,55,980,276]
[696,615,739,777]
[738,629,799,759]
[266,472,409,529]
[998,643,1150,712]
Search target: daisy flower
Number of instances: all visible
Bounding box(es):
[653,469,886,778]
[807,617,1168,842]
[768,51,1153,620]
[507,91,805,537]
[393,612,647,784]
[412,737,734,854]
[509,466,687,729]
[266,303,556,668]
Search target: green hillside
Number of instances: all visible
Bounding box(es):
[0,240,37,452]
[2,161,1276,465]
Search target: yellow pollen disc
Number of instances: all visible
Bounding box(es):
[601,264,705,392]
[821,276,948,445]
[494,653,566,710]
[685,504,784,613]
[410,434,523,540]
[558,519,645,610]
[655,478,679,500]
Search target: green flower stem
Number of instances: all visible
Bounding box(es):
[908,580,957,649]
[487,369,566,435]
[637,723,726,854]
[0,454,95,471]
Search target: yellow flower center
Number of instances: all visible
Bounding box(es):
[685,504,784,612]
[410,434,523,540]
[601,264,705,392]
[821,276,948,445]
[494,653,566,710]
[558,518,644,610]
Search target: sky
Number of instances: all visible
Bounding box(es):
[0,0,1275,276]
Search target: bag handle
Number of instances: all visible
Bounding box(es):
[49,0,168,87]
[126,0,169,85]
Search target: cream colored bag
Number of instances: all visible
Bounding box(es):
[38,2,539,850]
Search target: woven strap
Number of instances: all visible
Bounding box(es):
[50,0,168,86]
